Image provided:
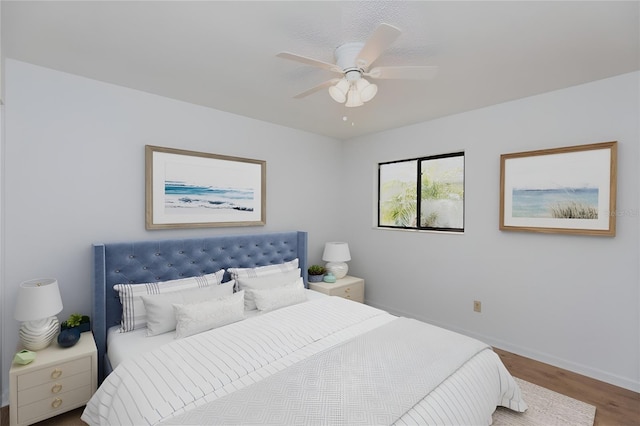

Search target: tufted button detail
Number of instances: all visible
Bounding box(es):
[129,255,135,259]
[143,266,148,270]
[155,253,161,256]
[115,270,120,273]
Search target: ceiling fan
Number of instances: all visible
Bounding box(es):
[277,23,438,107]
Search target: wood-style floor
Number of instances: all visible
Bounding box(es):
[493,348,640,426]
[2,348,639,426]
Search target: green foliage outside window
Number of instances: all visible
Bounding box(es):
[379,152,464,231]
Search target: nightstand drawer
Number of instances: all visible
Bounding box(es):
[17,385,92,425]
[335,284,364,302]
[18,369,91,406]
[18,356,91,390]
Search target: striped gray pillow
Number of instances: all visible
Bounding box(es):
[114,269,225,332]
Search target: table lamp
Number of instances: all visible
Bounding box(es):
[322,242,351,279]
[14,278,63,351]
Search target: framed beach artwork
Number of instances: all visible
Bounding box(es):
[500,141,617,236]
[145,145,266,229]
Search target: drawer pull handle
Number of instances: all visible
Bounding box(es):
[344,288,350,292]
[51,383,63,394]
[51,398,63,408]
[51,369,62,379]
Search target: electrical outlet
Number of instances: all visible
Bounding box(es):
[473,300,482,313]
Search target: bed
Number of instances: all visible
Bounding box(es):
[82,230,526,425]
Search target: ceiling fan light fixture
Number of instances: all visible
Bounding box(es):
[355,78,378,103]
[329,78,350,103]
[345,88,364,108]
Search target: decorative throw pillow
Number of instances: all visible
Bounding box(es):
[251,277,307,312]
[141,281,235,336]
[235,269,301,310]
[228,258,299,280]
[113,269,225,332]
[174,290,245,339]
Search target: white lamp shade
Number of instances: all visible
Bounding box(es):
[356,79,378,102]
[322,242,351,262]
[15,278,63,321]
[329,78,350,103]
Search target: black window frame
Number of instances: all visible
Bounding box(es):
[378,151,465,232]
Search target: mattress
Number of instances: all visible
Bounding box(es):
[106,289,327,369]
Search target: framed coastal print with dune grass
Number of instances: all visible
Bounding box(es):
[146,145,266,229]
[500,141,617,236]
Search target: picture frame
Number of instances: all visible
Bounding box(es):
[145,145,266,229]
[500,141,617,236]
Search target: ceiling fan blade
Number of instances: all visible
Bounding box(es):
[356,23,402,69]
[293,79,339,99]
[366,66,439,80]
[277,52,342,73]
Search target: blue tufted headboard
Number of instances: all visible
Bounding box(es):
[92,231,308,383]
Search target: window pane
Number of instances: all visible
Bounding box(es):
[379,160,418,227]
[420,155,464,229]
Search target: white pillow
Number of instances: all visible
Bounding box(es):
[113,269,225,332]
[174,291,245,339]
[228,258,299,280]
[236,268,301,310]
[252,278,307,312]
[141,281,235,336]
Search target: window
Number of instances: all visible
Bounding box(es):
[378,152,464,232]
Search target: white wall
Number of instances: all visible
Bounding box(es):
[0,59,345,405]
[342,72,640,391]
[2,60,638,406]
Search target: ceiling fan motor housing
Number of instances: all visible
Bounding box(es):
[334,42,366,78]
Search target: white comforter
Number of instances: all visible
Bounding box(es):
[82,297,526,425]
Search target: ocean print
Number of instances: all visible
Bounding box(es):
[164,180,254,214]
[512,187,598,219]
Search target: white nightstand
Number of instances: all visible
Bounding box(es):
[9,331,97,426]
[309,275,365,303]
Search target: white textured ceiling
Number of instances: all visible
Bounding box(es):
[3,1,639,140]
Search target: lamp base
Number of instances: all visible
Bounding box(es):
[19,316,59,351]
[325,262,348,279]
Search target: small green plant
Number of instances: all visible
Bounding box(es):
[308,265,326,275]
[66,313,83,327]
[62,313,89,328]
